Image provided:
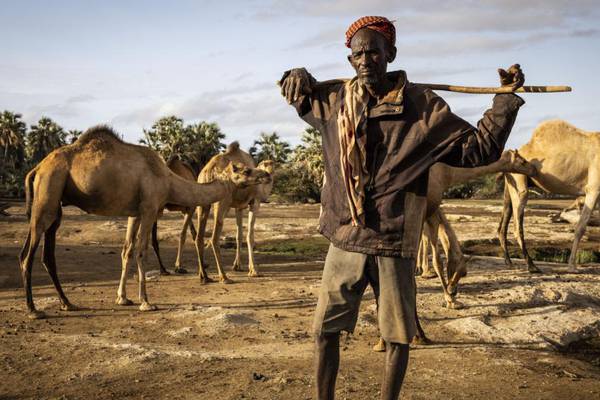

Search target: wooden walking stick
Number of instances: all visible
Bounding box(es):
[304,78,572,93]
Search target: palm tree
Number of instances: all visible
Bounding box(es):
[26,117,66,164]
[141,117,226,172]
[0,111,26,171]
[140,115,186,160]
[185,121,226,170]
[292,127,323,187]
[67,129,83,143]
[249,132,291,164]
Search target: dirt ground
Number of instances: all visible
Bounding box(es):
[1,200,600,400]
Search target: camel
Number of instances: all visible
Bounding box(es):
[231,159,276,272]
[150,158,199,275]
[195,142,273,281]
[498,120,600,273]
[19,126,270,319]
[419,149,538,309]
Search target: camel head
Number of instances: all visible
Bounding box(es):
[256,160,276,201]
[500,149,537,176]
[224,161,272,188]
[446,254,471,297]
[257,159,276,175]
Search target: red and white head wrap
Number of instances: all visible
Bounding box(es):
[345,16,396,48]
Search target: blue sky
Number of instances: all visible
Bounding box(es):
[1,0,598,150]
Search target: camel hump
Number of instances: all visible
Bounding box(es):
[226,141,240,154]
[77,125,123,145]
[529,119,596,145]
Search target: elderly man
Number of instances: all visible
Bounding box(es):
[280,16,524,400]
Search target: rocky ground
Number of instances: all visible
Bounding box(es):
[1,200,599,399]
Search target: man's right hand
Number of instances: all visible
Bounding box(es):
[280,68,315,104]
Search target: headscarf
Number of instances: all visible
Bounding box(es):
[345,16,396,48]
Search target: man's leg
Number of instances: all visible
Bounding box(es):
[313,244,368,400]
[381,343,410,400]
[375,256,417,400]
[315,332,340,400]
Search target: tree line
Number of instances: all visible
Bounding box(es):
[0,111,324,202]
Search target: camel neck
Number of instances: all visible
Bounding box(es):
[448,159,509,187]
[167,173,231,208]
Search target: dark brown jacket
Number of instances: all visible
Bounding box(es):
[288,70,524,257]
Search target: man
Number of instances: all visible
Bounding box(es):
[280,16,524,400]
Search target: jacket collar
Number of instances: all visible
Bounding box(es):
[368,70,407,118]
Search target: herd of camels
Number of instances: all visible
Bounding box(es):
[18,119,600,324]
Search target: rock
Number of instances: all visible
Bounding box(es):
[145,270,160,280]
[357,313,378,327]
[167,327,193,337]
[445,306,600,349]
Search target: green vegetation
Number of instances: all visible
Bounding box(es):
[0,112,67,197]
[140,116,226,172]
[256,236,329,256]
[249,132,291,164]
[444,174,502,199]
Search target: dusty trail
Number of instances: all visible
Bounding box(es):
[1,201,600,399]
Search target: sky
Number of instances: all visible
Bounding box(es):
[1,0,599,150]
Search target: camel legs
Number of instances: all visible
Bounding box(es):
[425,214,463,309]
[567,189,600,272]
[132,214,158,311]
[41,208,76,311]
[232,209,243,271]
[20,226,45,319]
[437,210,466,296]
[246,201,260,277]
[151,221,170,275]
[19,184,63,319]
[173,210,194,274]
[207,202,232,283]
[497,183,514,268]
[116,217,139,306]
[506,173,541,273]
[418,227,435,279]
[194,205,213,283]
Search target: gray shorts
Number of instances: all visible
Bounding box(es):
[313,244,417,344]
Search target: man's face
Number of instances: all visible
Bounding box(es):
[348,28,395,88]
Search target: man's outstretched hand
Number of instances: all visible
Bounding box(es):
[280,68,316,104]
[498,64,525,90]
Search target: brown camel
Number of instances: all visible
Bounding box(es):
[419,149,538,309]
[195,142,274,281]
[19,126,270,319]
[498,120,600,273]
[150,158,199,275]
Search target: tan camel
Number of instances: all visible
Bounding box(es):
[419,149,537,309]
[195,142,274,281]
[19,126,270,319]
[498,120,600,273]
[231,159,276,272]
[150,158,199,275]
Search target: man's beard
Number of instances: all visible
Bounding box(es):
[360,75,379,86]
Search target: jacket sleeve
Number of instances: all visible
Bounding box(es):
[280,70,343,129]
[424,91,525,168]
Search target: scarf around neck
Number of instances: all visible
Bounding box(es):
[336,73,406,227]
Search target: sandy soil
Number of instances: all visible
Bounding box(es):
[1,200,600,399]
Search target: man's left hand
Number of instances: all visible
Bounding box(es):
[498,64,525,90]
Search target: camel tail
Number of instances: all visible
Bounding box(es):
[24,168,37,221]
